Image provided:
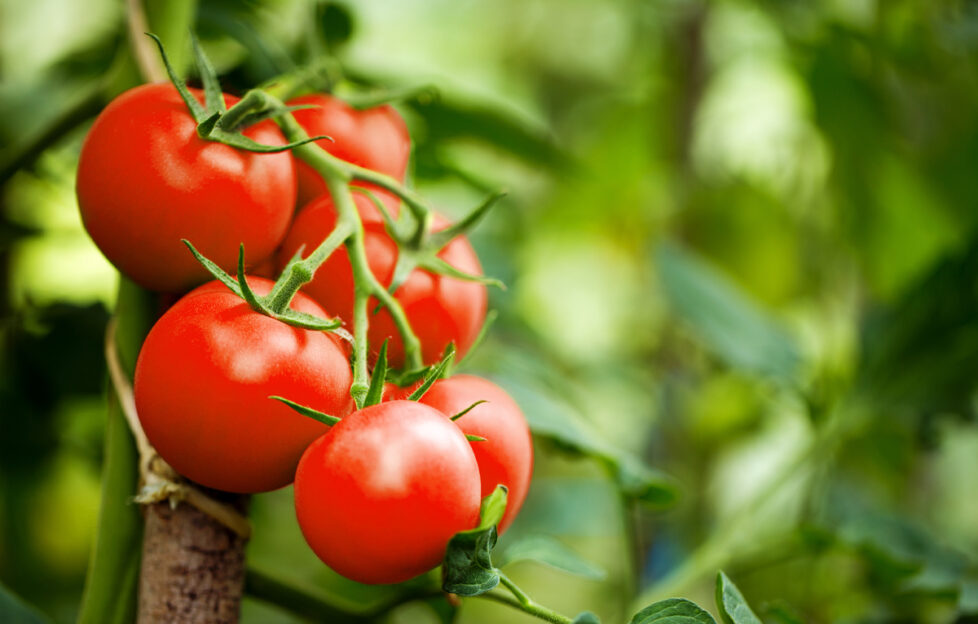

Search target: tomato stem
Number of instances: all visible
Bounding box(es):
[478,573,574,624]
[271,106,425,399]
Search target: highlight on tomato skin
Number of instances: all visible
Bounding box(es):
[276,192,488,368]
[133,277,354,494]
[76,83,297,293]
[419,374,534,534]
[293,400,482,585]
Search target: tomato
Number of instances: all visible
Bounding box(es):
[76,83,296,292]
[134,277,353,493]
[294,400,481,584]
[419,375,533,533]
[276,192,487,367]
[288,93,409,216]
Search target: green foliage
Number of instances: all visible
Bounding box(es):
[715,572,761,624]
[656,242,801,383]
[629,599,716,624]
[0,582,51,624]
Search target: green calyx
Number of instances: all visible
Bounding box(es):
[147,33,330,153]
[357,186,508,296]
[183,241,342,332]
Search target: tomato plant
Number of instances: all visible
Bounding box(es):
[289,93,409,214]
[419,374,533,534]
[76,83,297,292]
[293,400,481,585]
[276,191,488,367]
[133,277,353,493]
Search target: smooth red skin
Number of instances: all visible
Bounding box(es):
[419,375,533,533]
[276,193,488,367]
[289,93,409,215]
[294,400,481,584]
[77,84,296,292]
[134,277,353,493]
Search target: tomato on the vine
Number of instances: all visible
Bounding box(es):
[288,93,409,214]
[276,192,488,367]
[294,400,481,585]
[77,83,297,292]
[419,375,533,533]
[134,277,353,493]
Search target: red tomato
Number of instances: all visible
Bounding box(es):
[276,192,487,368]
[294,400,481,584]
[76,83,296,292]
[288,93,409,216]
[419,375,533,533]
[134,277,353,493]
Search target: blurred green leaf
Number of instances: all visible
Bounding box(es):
[500,535,606,580]
[0,582,50,624]
[656,242,801,382]
[715,572,762,624]
[857,235,978,419]
[629,598,716,624]
[442,487,508,597]
[656,241,801,382]
[499,376,679,508]
[572,611,602,624]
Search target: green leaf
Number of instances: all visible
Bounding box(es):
[442,486,508,596]
[405,91,571,172]
[715,572,762,624]
[499,376,679,508]
[0,582,51,624]
[270,396,340,426]
[442,526,499,597]
[572,612,602,624]
[474,485,507,530]
[656,242,801,382]
[857,236,978,418]
[629,598,717,624]
[500,535,606,580]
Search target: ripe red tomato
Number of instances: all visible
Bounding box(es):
[294,400,481,584]
[134,277,353,493]
[276,192,487,367]
[288,93,409,215]
[76,83,297,292]
[419,375,533,533]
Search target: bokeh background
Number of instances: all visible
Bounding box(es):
[3,0,978,622]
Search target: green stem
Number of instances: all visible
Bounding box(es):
[477,572,573,624]
[217,90,266,131]
[486,573,573,624]
[245,567,443,622]
[349,165,431,231]
[275,107,424,374]
[265,222,351,314]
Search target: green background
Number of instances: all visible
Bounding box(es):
[2,0,978,622]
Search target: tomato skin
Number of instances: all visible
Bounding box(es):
[294,400,481,584]
[276,193,487,367]
[288,93,409,215]
[77,84,296,292]
[134,277,353,493]
[419,375,533,533]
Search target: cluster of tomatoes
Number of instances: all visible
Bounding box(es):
[75,82,532,585]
